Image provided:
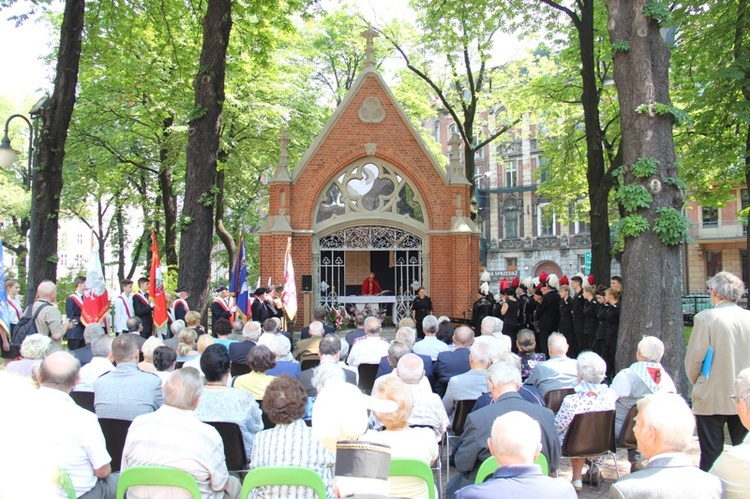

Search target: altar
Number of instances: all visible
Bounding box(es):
[336,295,399,323]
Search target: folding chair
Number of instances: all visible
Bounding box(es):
[206,421,249,472]
[241,466,327,499]
[357,363,380,395]
[300,358,320,371]
[445,398,476,481]
[98,418,132,472]
[388,458,436,499]
[230,363,251,377]
[561,410,620,489]
[620,405,638,449]
[116,466,200,499]
[70,391,95,413]
[474,453,548,483]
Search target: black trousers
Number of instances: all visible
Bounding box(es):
[695,414,748,471]
[67,338,84,351]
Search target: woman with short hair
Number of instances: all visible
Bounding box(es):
[233,345,276,400]
[250,376,335,498]
[194,344,263,460]
[5,334,51,378]
[137,337,164,373]
[555,351,617,491]
[152,346,177,385]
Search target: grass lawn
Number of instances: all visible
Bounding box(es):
[684,325,692,344]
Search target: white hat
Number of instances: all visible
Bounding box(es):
[480,271,491,282]
[547,274,560,289]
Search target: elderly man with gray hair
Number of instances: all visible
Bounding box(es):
[300,334,357,396]
[348,317,390,367]
[71,323,106,366]
[443,339,498,419]
[413,314,449,361]
[448,354,561,496]
[228,320,259,366]
[122,367,241,498]
[393,353,448,439]
[474,316,510,354]
[75,335,115,392]
[710,367,750,497]
[686,270,750,471]
[524,332,578,398]
[294,320,325,360]
[611,336,677,472]
[434,325,474,396]
[455,412,576,498]
[610,392,722,499]
[375,326,434,381]
[37,351,118,498]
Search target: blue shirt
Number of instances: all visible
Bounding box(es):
[454,464,576,498]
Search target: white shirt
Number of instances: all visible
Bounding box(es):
[475,334,510,355]
[347,336,390,366]
[114,293,133,333]
[74,357,115,392]
[412,336,449,361]
[36,387,111,498]
[8,296,22,325]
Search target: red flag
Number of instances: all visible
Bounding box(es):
[149,232,169,328]
[82,253,110,325]
[282,237,298,321]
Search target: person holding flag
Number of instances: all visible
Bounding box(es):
[149,232,169,338]
[229,237,249,321]
[81,252,110,333]
[173,287,190,322]
[211,286,234,329]
[65,276,87,351]
[132,277,153,339]
[282,237,298,330]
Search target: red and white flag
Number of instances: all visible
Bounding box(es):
[282,237,298,321]
[82,252,110,325]
[149,232,169,328]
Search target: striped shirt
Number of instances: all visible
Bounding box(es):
[250,419,335,498]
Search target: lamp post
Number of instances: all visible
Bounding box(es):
[0,97,49,304]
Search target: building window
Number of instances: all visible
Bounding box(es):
[742,189,749,210]
[506,257,518,270]
[76,233,83,245]
[702,207,719,228]
[538,204,556,236]
[60,254,67,267]
[706,250,722,278]
[9,254,16,267]
[505,160,518,187]
[75,254,83,267]
[537,157,548,184]
[578,254,587,274]
[503,197,519,239]
[574,219,590,234]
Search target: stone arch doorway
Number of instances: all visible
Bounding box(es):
[534,260,563,278]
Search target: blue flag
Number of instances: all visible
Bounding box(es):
[0,242,11,336]
[229,237,249,320]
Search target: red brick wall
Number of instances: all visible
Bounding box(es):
[261,71,479,327]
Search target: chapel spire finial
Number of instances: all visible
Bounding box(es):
[361,23,378,68]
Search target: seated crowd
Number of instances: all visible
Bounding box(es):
[4,275,750,499]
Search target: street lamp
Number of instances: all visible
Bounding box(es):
[0,96,50,303]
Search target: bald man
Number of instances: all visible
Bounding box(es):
[434,325,474,396]
[32,281,65,353]
[37,352,117,498]
[395,353,449,439]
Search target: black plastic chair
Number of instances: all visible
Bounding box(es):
[300,358,320,371]
[71,391,95,413]
[357,363,380,395]
[446,398,477,481]
[98,418,133,472]
[257,400,276,429]
[620,405,638,450]
[561,410,620,488]
[206,421,248,472]
[230,363,251,377]
[544,388,575,414]
[175,361,185,369]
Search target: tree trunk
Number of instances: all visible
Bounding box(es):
[159,115,179,269]
[115,200,125,283]
[215,168,237,267]
[178,0,232,314]
[606,0,686,391]
[29,0,85,300]
[97,199,106,265]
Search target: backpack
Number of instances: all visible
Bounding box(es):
[11,302,51,348]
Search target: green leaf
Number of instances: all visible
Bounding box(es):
[653,207,692,246]
[611,39,631,53]
[630,157,658,178]
[620,214,650,238]
[642,1,673,24]
[616,184,653,213]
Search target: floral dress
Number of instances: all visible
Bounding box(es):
[519,352,546,380]
[555,382,617,465]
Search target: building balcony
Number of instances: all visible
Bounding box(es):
[488,233,591,253]
[691,221,746,242]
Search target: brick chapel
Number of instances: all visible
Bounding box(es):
[259,35,480,328]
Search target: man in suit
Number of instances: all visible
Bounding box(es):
[300,334,356,396]
[70,323,106,367]
[123,317,147,351]
[434,326,474,396]
[454,412,576,499]
[375,326,433,381]
[228,321,260,366]
[65,275,86,351]
[443,340,494,420]
[609,392,722,498]
[344,313,366,346]
[300,307,337,340]
[448,356,561,497]
[251,287,273,323]
[685,270,750,471]
[131,277,153,339]
[210,286,233,329]
[294,321,325,360]
[172,286,190,323]
[534,274,561,357]
[94,335,162,421]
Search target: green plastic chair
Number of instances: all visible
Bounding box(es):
[474,453,549,484]
[388,458,436,499]
[241,466,327,499]
[116,466,201,499]
[56,468,76,499]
